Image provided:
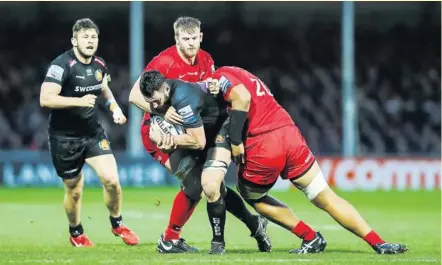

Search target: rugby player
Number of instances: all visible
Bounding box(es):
[129,17,270,254]
[139,70,271,254]
[213,66,408,255]
[39,18,138,247]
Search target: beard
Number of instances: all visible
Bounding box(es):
[179,46,198,58]
[78,46,95,59]
[155,103,170,115]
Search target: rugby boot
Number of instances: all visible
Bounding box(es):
[251,215,272,252]
[157,234,199,253]
[112,225,139,246]
[373,243,408,254]
[289,232,327,254]
[176,237,199,253]
[70,234,94,247]
[209,241,226,255]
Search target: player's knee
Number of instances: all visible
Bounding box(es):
[182,185,203,201]
[65,185,83,202]
[202,180,220,201]
[101,176,121,191]
[63,175,84,199]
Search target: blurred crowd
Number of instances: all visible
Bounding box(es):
[0,15,440,156]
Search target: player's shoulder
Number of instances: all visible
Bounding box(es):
[92,55,107,70]
[197,48,214,65]
[147,46,176,68]
[197,48,213,60]
[170,80,200,100]
[50,50,74,67]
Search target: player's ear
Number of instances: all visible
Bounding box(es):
[71,37,78,47]
[200,32,203,43]
[174,35,179,46]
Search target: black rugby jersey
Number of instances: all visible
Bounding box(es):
[43,49,108,136]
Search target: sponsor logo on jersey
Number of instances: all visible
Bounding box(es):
[200,71,206,79]
[46,65,64,81]
[95,69,103,82]
[99,139,110,151]
[178,72,199,79]
[75,84,102,92]
[86,69,93,76]
[177,105,197,124]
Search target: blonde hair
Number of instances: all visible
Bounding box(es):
[173,17,201,36]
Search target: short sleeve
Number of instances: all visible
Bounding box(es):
[214,70,242,101]
[94,57,108,75]
[173,83,204,129]
[43,56,69,86]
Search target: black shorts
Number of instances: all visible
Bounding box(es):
[207,117,231,151]
[48,130,113,179]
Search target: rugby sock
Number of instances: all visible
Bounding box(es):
[110,215,123,229]
[363,230,385,247]
[292,221,316,241]
[224,187,259,234]
[164,190,199,241]
[207,196,227,243]
[69,223,84,237]
[183,201,198,223]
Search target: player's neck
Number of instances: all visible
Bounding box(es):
[176,46,196,65]
[73,47,93,64]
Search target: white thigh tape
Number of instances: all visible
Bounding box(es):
[301,171,328,201]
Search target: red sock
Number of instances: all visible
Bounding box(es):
[363,230,385,247]
[183,201,198,223]
[292,221,316,241]
[164,190,198,241]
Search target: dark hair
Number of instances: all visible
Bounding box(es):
[72,18,99,38]
[139,70,166,98]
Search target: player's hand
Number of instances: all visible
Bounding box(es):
[112,107,127,125]
[102,74,111,89]
[206,78,220,95]
[158,134,176,153]
[79,94,97,107]
[149,123,163,146]
[231,143,245,165]
[165,106,184,125]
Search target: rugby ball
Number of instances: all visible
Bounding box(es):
[151,115,185,136]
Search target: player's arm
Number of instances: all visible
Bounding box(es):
[128,76,155,113]
[129,55,173,114]
[173,127,206,150]
[226,84,250,145]
[171,92,206,150]
[217,73,250,145]
[40,63,93,108]
[101,74,126,124]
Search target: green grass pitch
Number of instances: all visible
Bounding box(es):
[0,187,440,265]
